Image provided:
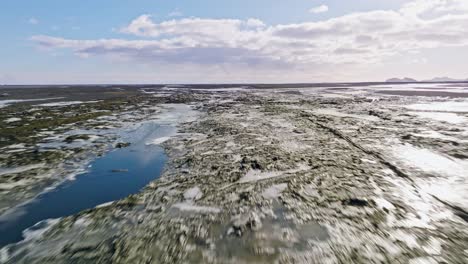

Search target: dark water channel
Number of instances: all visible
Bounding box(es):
[0,122,173,248]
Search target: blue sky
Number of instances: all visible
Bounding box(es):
[1,0,467,84]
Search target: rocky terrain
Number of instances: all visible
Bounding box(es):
[1,84,468,263]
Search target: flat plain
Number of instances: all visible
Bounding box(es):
[0,83,467,263]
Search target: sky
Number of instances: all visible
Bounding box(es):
[1,0,468,84]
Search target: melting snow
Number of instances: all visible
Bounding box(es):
[412,130,459,141]
[406,101,468,113]
[392,144,467,178]
[392,143,468,211]
[408,112,466,124]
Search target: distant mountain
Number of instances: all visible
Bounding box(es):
[385,77,418,83]
[422,77,467,82]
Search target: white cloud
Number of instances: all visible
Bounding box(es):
[30,0,468,82]
[28,17,39,25]
[309,5,329,14]
[168,10,183,17]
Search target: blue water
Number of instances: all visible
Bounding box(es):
[0,122,173,248]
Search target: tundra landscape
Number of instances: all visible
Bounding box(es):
[1,83,467,263]
[2,0,468,263]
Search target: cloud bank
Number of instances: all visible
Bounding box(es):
[31,0,468,81]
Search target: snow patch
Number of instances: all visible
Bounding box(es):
[409,257,438,264]
[239,170,283,183]
[172,202,221,214]
[22,218,60,241]
[406,101,468,113]
[4,117,21,123]
[262,183,288,199]
[183,186,203,200]
[239,164,310,183]
[374,197,395,211]
[392,144,467,177]
[0,97,63,108]
[313,109,379,122]
[95,201,114,208]
[392,144,468,210]
[409,111,466,124]
[38,101,98,107]
[0,163,45,177]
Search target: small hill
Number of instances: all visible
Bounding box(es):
[423,77,466,82]
[385,77,418,83]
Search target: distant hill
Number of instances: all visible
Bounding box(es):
[422,77,467,82]
[385,77,418,83]
[386,77,468,83]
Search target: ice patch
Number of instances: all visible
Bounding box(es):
[146,137,170,145]
[154,104,199,124]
